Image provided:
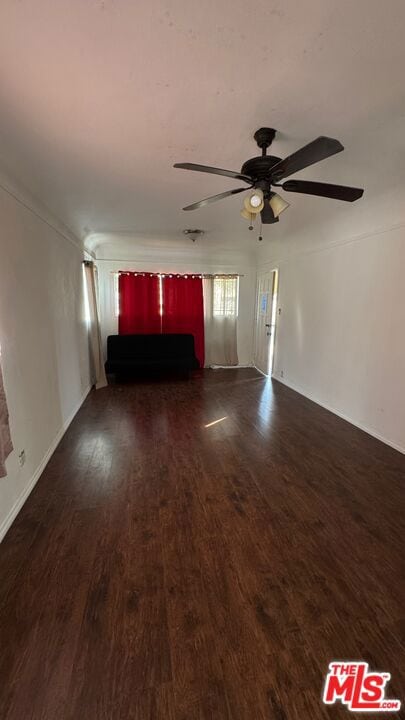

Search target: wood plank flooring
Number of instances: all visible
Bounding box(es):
[0,368,404,719]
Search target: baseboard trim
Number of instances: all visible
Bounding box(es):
[271,374,405,455]
[253,365,268,377]
[209,364,254,369]
[0,384,92,544]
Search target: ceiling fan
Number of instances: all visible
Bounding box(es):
[174,128,364,225]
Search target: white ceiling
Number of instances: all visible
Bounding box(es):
[1,0,405,254]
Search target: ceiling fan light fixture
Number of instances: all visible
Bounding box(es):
[269,192,290,218]
[183,228,204,242]
[244,189,264,213]
[250,192,263,208]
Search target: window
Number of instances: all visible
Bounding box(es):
[114,273,239,318]
[213,277,239,317]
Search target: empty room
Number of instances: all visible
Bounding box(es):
[0,1,404,718]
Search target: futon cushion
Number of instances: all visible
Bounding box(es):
[105,334,199,374]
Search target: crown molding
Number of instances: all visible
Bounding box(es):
[0,165,88,256]
[85,231,256,265]
[258,218,405,269]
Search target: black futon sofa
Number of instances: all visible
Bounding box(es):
[105,334,200,377]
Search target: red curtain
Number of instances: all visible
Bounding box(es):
[162,276,204,367]
[118,273,161,334]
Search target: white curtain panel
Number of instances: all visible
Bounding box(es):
[203,277,238,367]
[0,360,13,478]
[84,263,107,390]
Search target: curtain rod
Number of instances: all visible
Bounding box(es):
[108,271,244,278]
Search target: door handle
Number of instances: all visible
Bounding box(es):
[265,323,270,327]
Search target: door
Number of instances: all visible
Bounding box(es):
[254,270,278,375]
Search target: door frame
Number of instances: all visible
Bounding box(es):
[254,268,279,376]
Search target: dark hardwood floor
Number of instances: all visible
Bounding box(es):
[0,368,404,719]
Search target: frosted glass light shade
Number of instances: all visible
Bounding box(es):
[269,192,289,218]
[244,189,264,214]
[240,208,256,222]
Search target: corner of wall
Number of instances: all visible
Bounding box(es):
[0,384,91,543]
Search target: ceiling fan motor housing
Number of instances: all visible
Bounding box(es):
[241,127,281,189]
[241,155,282,184]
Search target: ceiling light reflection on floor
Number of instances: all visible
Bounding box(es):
[204,416,228,428]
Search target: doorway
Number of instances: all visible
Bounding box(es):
[254,269,278,375]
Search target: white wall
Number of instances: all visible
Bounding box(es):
[0,180,91,540]
[257,223,405,453]
[94,241,256,367]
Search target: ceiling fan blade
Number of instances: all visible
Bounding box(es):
[183,186,250,211]
[260,200,279,224]
[270,137,344,181]
[282,180,364,202]
[174,162,252,184]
